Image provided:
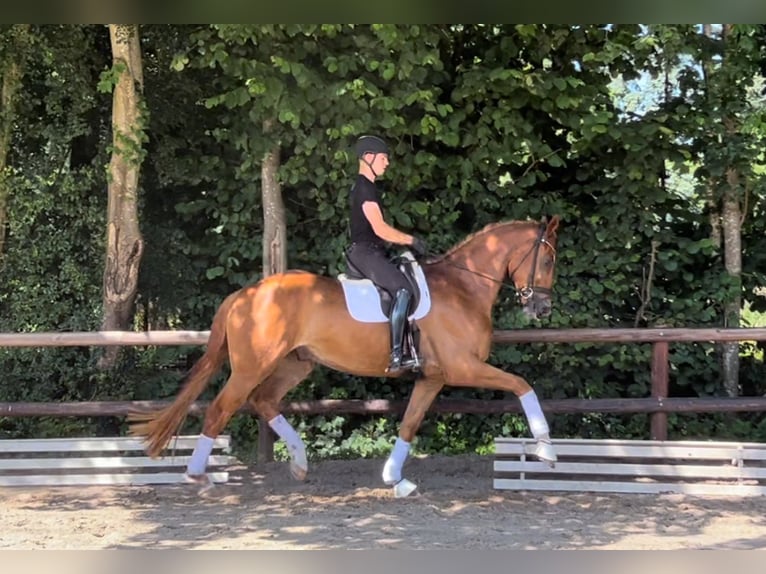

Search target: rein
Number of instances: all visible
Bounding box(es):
[434,222,556,300]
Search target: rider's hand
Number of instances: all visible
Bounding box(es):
[410,236,428,258]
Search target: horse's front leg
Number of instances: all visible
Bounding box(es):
[447,361,557,466]
[383,377,443,498]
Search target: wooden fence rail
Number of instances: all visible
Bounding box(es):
[2,328,766,461]
[3,397,766,417]
[2,327,766,346]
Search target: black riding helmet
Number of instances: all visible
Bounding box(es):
[355,135,389,158]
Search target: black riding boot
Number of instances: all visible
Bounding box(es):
[387,288,412,373]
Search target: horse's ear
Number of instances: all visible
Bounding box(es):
[545,214,560,236]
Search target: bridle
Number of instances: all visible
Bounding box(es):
[438,221,556,302]
[507,221,557,301]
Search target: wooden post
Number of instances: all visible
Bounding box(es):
[650,341,669,440]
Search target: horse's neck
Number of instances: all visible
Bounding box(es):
[434,235,511,311]
[453,230,514,278]
[449,223,539,302]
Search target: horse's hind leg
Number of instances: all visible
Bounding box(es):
[383,377,444,497]
[185,370,270,492]
[247,351,315,481]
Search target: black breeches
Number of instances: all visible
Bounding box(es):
[346,243,412,299]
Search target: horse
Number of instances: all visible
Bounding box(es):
[129,215,561,497]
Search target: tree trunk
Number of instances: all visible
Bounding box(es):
[261,120,286,276]
[720,168,742,396]
[700,24,742,396]
[0,24,30,260]
[258,118,286,462]
[99,25,146,369]
[719,24,742,397]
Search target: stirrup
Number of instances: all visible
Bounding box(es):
[386,350,404,373]
[386,358,403,374]
[386,353,418,374]
[401,355,420,371]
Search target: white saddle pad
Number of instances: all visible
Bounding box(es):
[338,260,432,323]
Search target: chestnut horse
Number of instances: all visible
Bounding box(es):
[129,215,560,497]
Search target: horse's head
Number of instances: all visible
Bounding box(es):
[507,215,560,319]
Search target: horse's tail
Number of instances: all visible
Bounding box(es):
[128,290,239,458]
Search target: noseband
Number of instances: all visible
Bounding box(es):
[508,222,556,301]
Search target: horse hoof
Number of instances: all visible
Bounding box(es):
[290,462,308,481]
[289,446,308,481]
[183,472,215,495]
[534,440,557,466]
[392,478,418,498]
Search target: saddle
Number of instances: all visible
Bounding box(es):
[338,251,432,373]
[343,253,421,317]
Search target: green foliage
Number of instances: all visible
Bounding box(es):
[96,60,125,93]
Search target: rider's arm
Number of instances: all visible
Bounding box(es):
[362,201,416,246]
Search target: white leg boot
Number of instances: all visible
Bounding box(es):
[520,390,557,466]
[382,437,418,498]
[269,414,308,480]
[185,434,216,494]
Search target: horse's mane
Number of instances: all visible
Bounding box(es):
[428,219,535,263]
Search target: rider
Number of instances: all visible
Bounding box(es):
[345,135,428,373]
